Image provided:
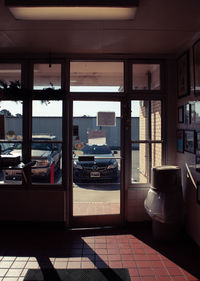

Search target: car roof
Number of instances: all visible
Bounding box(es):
[32,134,56,140]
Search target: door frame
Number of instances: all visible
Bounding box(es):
[68,95,127,227]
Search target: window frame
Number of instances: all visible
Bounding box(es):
[129,97,165,187]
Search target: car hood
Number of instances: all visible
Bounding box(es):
[74,153,116,164]
[8,149,51,159]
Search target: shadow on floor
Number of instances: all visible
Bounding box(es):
[0,222,199,279]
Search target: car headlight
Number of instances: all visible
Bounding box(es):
[34,159,50,168]
[74,162,83,169]
[107,161,118,169]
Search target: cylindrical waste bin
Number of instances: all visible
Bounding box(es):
[144,165,183,240]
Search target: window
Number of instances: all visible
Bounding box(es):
[70,61,124,92]
[131,100,162,183]
[31,100,62,184]
[132,64,160,90]
[33,64,61,90]
[0,63,21,88]
[0,101,23,185]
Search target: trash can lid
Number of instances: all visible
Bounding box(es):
[153,165,180,171]
[151,165,181,190]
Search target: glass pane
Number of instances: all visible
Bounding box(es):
[131,100,150,141]
[31,143,62,184]
[32,101,62,184]
[73,101,120,216]
[131,100,162,141]
[131,100,162,184]
[2,143,22,184]
[151,101,162,140]
[32,101,62,141]
[0,64,21,88]
[132,64,160,90]
[0,101,23,185]
[152,143,162,168]
[132,143,150,184]
[131,143,162,183]
[70,61,124,92]
[33,64,61,90]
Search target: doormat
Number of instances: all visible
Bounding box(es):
[24,268,131,281]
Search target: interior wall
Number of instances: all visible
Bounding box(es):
[0,190,65,222]
[176,46,200,246]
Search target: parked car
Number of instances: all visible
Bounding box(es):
[3,135,61,183]
[73,144,119,182]
[0,143,14,155]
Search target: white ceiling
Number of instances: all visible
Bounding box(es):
[0,0,200,57]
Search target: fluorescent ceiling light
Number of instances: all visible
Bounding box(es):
[5,0,139,20]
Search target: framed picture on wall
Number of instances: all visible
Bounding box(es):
[184,103,191,124]
[196,131,200,150]
[184,130,196,153]
[195,101,200,123]
[177,51,190,98]
[177,129,184,153]
[197,181,200,204]
[190,102,196,124]
[178,106,184,123]
[193,39,200,95]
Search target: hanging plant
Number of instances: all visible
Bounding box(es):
[0,80,65,101]
[0,80,25,100]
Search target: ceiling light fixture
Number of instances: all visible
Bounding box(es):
[5,0,139,21]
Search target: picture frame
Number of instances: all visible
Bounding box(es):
[197,181,200,204]
[193,39,200,95]
[177,51,190,98]
[184,103,191,124]
[196,150,200,172]
[184,130,196,153]
[196,131,200,150]
[177,129,184,153]
[195,101,200,123]
[190,102,196,124]
[178,106,184,123]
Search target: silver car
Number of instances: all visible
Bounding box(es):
[3,135,61,183]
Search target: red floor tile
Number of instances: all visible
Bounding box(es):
[108,254,121,261]
[149,260,164,267]
[141,277,157,281]
[167,267,184,276]
[130,277,141,281]
[122,260,137,268]
[107,249,120,254]
[136,261,151,268]
[134,254,148,261]
[108,261,123,268]
[171,277,187,281]
[138,268,155,276]
[121,254,134,261]
[153,267,169,276]
[128,268,140,276]
[156,277,172,281]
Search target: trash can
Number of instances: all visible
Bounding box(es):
[144,165,184,240]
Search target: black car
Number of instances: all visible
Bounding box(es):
[73,144,119,182]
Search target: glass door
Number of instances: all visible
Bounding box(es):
[71,100,122,226]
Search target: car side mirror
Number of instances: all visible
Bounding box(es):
[113,150,118,154]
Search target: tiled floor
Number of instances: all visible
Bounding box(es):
[0,223,199,281]
[73,202,120,215]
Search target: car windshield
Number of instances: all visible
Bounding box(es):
[14,143,52,150]
[82,145,111,155]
